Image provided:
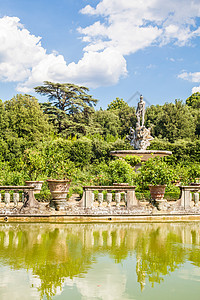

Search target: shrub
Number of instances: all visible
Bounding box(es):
[137,157,176,189]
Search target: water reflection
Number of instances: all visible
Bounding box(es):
[0,222,200,299]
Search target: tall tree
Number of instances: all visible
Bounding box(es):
[4,94,52,142]
[107,98,137,138]
[34,81,98,115]
[145,100,196,142]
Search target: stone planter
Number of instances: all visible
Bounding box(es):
[25,181,44,194]
[149,185,166,200]
[47,179,71,211]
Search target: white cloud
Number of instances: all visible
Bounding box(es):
[178,72,200,82]
[79,0,200,54]
[17,48,127,92]
[0,16,126,92]
[1,0,200,92]
[192,86,200,93]
[178,71,200,94]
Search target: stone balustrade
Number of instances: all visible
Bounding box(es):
[0,186,35,207]
[81,185,139,209]
[178,185,200,209]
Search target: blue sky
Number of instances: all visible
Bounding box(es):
[0,0,200,108]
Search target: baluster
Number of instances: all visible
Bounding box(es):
[4,193,10,206]
[106,193,112,207]
[115,193,121,207]
[13,193,19,207]
[98,193,104,206]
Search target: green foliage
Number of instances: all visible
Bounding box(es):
[70,138,93,166]
[137,157,176,189]
[4,94,52,142]
[107,159,136,185]
[187,163,200,182]
[145,100,196,142]
[0,88,198,200]
[107,98,137,138]
[124,155,141,167]
[23,148,46,180]
[107,98,129,110]
[93,110,120,137]
[35,81,97,114]
[186,92,200,109]
[149,138,200,164]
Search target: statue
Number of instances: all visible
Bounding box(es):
[126,95,153,150]
[136,95,145,127]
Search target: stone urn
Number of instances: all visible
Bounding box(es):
[25,181,44,194]
[149,185,166,200]
[47,179,71,211]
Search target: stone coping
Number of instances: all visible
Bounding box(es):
[1,213,200,223]
[110,150,172,161]
[0,186,34,190]
[83,185,136,191]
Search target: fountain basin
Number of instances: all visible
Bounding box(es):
[110,150,172,162]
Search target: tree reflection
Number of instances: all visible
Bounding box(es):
[0,222,200,299]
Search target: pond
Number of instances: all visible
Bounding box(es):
[0,222,200,299]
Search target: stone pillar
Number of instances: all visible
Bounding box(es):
[126,189,138,208]
[115,193,121,207]
[13,193,19,207]
[106,193,112,207]
[98,193,104,206]
[85,190,94,208]
[180,188,191,209]
[4,193,10,206]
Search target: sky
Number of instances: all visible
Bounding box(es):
[0,0,200,108]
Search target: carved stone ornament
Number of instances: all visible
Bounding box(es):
[126,95,153,150]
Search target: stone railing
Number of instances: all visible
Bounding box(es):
[0,186,35,206]
[178,185,200,209]
[81,185,139,209]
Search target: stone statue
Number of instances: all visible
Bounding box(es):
[126,95,153,150]
[136,95,145,127]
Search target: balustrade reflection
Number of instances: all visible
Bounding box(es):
[0,222,200,299]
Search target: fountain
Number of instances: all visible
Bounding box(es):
[110,95,172,163]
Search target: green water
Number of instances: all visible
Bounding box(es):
[0,222,200,299]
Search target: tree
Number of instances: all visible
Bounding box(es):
[186,92,200,109]
[107,98,129,110]
[40,102,71,134]
[185,92,200,136]
[94,110,121,137]
[34,81,98,115]
[107,98,137,138]
[4,94,52,142]
[145,100,196,142]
